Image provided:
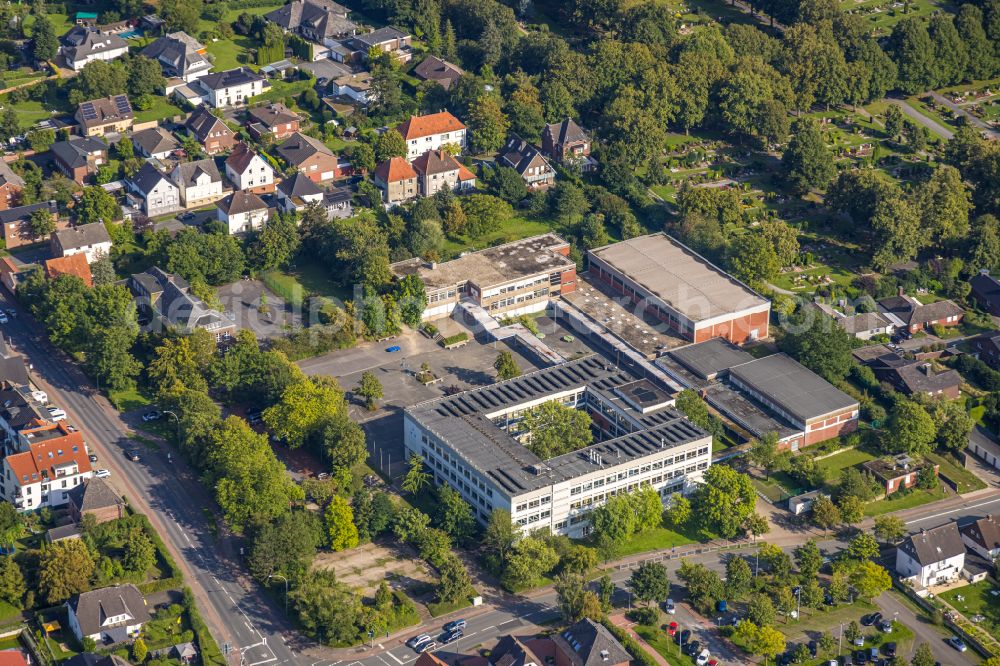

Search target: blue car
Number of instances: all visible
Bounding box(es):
[386,345,401,352]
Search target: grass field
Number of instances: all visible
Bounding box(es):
[925,451,987,494]
[441,215,553,259]
[863,484,948,516]
[107,385,152,411]
[940,580,1000,633]
[814,447,877,484]
[839,0,955,36]
[263,256,352,306]
[135,96,185,123]
[2,99,53,130]
[634,624,690,666]
[205,35,260,71]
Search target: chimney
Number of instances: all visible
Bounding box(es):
[981,269,990,276]
[898,286,905,297]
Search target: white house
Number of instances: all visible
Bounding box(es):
[895,522,966,589]
[225,143,275,193]
[129,162,181,217]
[960,515,1000,562]
[170,159,225,208]
[395,112,466,161]
[59,26,129,70]
[216,191,269,234]
[50,223,113,264]
[276,172,324,213]
[331,72,371,105]
[67,584,150,644]
[1,436,93,511]
[194,67,267,108]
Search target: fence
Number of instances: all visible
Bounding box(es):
[892,578,996,658]
[611,539,756,572]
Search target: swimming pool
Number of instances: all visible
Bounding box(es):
[119,29,143,39]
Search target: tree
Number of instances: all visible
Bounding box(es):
[929,14,969,87]
[956,5,994,80]
[437,553,473,603]
[488,165,529,204]
[29,209,55,238]
[747,625,786,664]
[885,400,936,456]
[745,513,770,541]
[90,254,116,286]
[247,215,300,271]
[726,232,778,285]
[782,118,835,194]
[747,592,776,627]
[676,560,724,614]
[133,637,148,663]
[0,557,24,606]
[778,310,855,383]
[520,401,593,459]
[838,495,864,526]
[874,515,907,544]
[851,560,891,600]
[76,186,121,225]
[502,536,559,590]
[629,562,670,605]
[725,556,752,601]
[911,643,935,666]
[402,454,430,495]
[794,540,823,580]
[436,485,475,542]
[468,95,510,154]
[692,465,756,538]
[160,0,203,33]
[747,432,778,478]
[393,274,427,329]
[128,56,165,99]
[811,495,841,533]
[884,105,904,140]
[494,350,521,380]
[247,511,322,580]
[356,371,383,410]
[887,18,936,93]
[555,573,602,623]
[38,539,95,604]
[933,399,974,452]
[325,496,360,551]
[374,129,406,162]
[846,533,880,561]
[919,165,972,247]
[591,494,637,558]
[663,493,691,528]
[124,527,156,574]
[31,15,58,62]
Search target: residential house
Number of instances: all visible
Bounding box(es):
[140,32,211,85]
[498,136,555,189]
[75,95,134,137]
[552,619,631,666]
[246,103,301,141]
[51,223,113,264]
[68,476,127,524]
[216,190,268,234]
[276,132,340,182]
[51,136,108,184]
[0,650,29,666]
[64,655,131,666]
[0,161,25,211]
[225,143,275,194]
[66,584,150,644]
[0,435,92,511]
[878,293,965,335]
[895,522,966,588]
[193,67,267,108]
[330,71,372,105]
[185,106,237,155]
[0,336,28,388]
[971,332,1000,371]
[970,270,1000,317]
[47,524,82,543]
[411,149,475,196]
[862,454,939,496]
[542,118,595,171]
[372,157,417,205]
[129,267,236,340]
[396,112,466,161]
[151,644,198,664]
[45,254,94,287]
[490,635,548,666]
[867,354,962,399]
[0,383,52,447]
[128,162,181,217]
[265,0,358,44]
[323,186,353,218]
[812,302,895,341]
[170,158,225,208]
[0,201,62,249]
[346,27,413,63]
[413,55,463,90]
[276,172,323,213]
[959,514,1000,563]
[132,126,180,160]
[59,26,129,70]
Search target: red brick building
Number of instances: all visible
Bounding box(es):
[587,233,771,345]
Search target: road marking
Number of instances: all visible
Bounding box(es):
[245,658,278,666]
[376,656,391,666]
[386,652,404,665]
[906,496,1000,525]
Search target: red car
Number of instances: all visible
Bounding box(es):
[667,622,678,637]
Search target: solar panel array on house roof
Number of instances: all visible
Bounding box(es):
[80,102,97,120]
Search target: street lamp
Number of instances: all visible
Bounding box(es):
[162,409,180,443]
[268,573,289,614]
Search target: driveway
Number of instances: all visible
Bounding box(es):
[876,591,977,665]
[888,98,954,140]
[927,91,1000,139]
[216,278,302,338]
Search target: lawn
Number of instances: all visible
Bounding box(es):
[863,484,948,516]
[440,214,553,259]
[134,96,185,123]
[939,579,1000,634]
[752,476,795,503]
[595,522,719,558]
[426,596,473,617]
[252,78,317,104]
[776,599,877,637]
[0,600,21,627]
[264,255,352,307]
[925,451,987,494]
[634,624,691,666]
[204,35,259,72]
[107,385,152,411]
[2,100,53,130]
[814,447,877,484]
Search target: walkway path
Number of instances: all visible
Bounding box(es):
[889,98,954,140]
[608,615,670,666]
[927,91,1000,139]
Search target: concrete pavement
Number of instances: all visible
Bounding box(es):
[889,98,954,140]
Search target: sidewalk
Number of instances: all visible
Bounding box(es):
[608,614,670,666]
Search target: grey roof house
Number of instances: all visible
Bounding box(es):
[141,32,211,83]
[878,294,964,333]
[129,267,236,340]
[128,162,181,217]
[66,584,150,644]
[498,135,555,189]
[265,0,358,42]
[50,222,113,264]
[895,522,966,588]
[59,26,129,70]
[131,126,180,159]
[552,619,631,666]
[413,55,463,90]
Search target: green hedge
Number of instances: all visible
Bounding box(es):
[598,618,660,666]
[441,332,469,347]
[138,577,184,595]
[183,588,226,666]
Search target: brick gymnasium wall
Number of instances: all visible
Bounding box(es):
[804,410,858,446]
[560,268,577,294]
[693,310,770,345]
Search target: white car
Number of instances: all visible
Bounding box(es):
[0,313,9,324]
[47,407,67,421]
[695,649,710,666]
[30,390,48,404]
[94,469,111,478]
[664,599,676,614]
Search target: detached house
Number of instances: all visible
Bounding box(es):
[0,435,92,511]
[185,106,237,155]
[960,514,1000,562]
[51,136,108,184]
[193,67,267,108]
[170,158,225,208]
[276,133,340,182]
[265,0,358,44]
[867,354,962,399]
[411,149,475,196]
[372,157,417,205]
[130,267,236,340]
[347,27,413,63]
[59,26,128,70]
[246,103,301,141]
[896,522,965,588]
[75,95,134,137]
[67,584,150,644]
[216,191,268,234]
[396,112,466,161]
[413,55,463,90]
[68,476,126,524]
[498,136,555,189]
[971,332,1000,371]
[878,293,964,335]
[225,143,275,193]
[0,201,61,249]
[128,162,181,217]
[542,118,595,171]
[0,161,24,211]
[51,223,113,264]
[132,126,180,160]
[970,270,1000,317]
[276,172,324,213]
[141,32,211,85]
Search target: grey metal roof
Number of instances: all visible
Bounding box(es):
[217,190,267,215]
[899,522,965,567]
[59,26,128,61]
[544,118,589,146]
[0,200,57,226]
[554,619,631,666]
[278,172,322,198]
[171,158,221,187]
[129,162,172,195]
[353,26,409,46]
[727,353,858,424]
[667,338,755,380]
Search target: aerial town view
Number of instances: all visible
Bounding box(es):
[0,0,995,664]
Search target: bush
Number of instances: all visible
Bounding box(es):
[441,332,468,347]
[626,607,660,626]
[598,619,659,666]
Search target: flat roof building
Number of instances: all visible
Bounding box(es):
[587,233,770,344]
[390,234,577,321]
[404,355,711,537]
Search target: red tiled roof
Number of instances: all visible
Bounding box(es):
[395,111,465,140]
[5,433,90,487]
[44,254,93,287]
[0,651,29,666]
[374,156,416,182]
[411,150,476,182]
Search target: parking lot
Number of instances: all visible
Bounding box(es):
[216,278,303,338]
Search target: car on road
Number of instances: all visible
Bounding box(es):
[416,641,437,654]
[441,630,463,644]
[664,599,675,614]
[882,643,896,658]
[142,411,161,422]
[386,345,401,352]
[443,619,467,632]
[947,636,967,652]
[246,409,263,424]
[126,450,141,462]
[47,407,66,421]
[695,649,710,666]
[406,634,431,649]
[685,641,700,657]
[666,622,677,637]
[88,454,98,463]
[94,469,110,478]
[879,620,892,633]
[861,612,882,627]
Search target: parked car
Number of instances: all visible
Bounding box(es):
[861,613,882,627]
[882,643,896,658]
[664,599,676,614]
[142,411,161,422]
[386,345,402,352]
[443,620,467,632]
[809,640,818,657]
[94,469,111,478]
[869,648,879,661]
[126,450,141,462]
[667,622,678,637]
[947,636,967,652]
[853,635,865,647]
[246,409,263,424]
[0,312,10,324]
[879,620,892,633]
[406,634,431,649]
[674,630,691,645]
[88,454,98,463]
[47,407,67,421]
[441,630,462,644]
[685,641,700,657]
[852,649,868,664]
[416,641,437,654]
[716,600,728,613]
[30,390,48,404]
[695,649,711,666]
